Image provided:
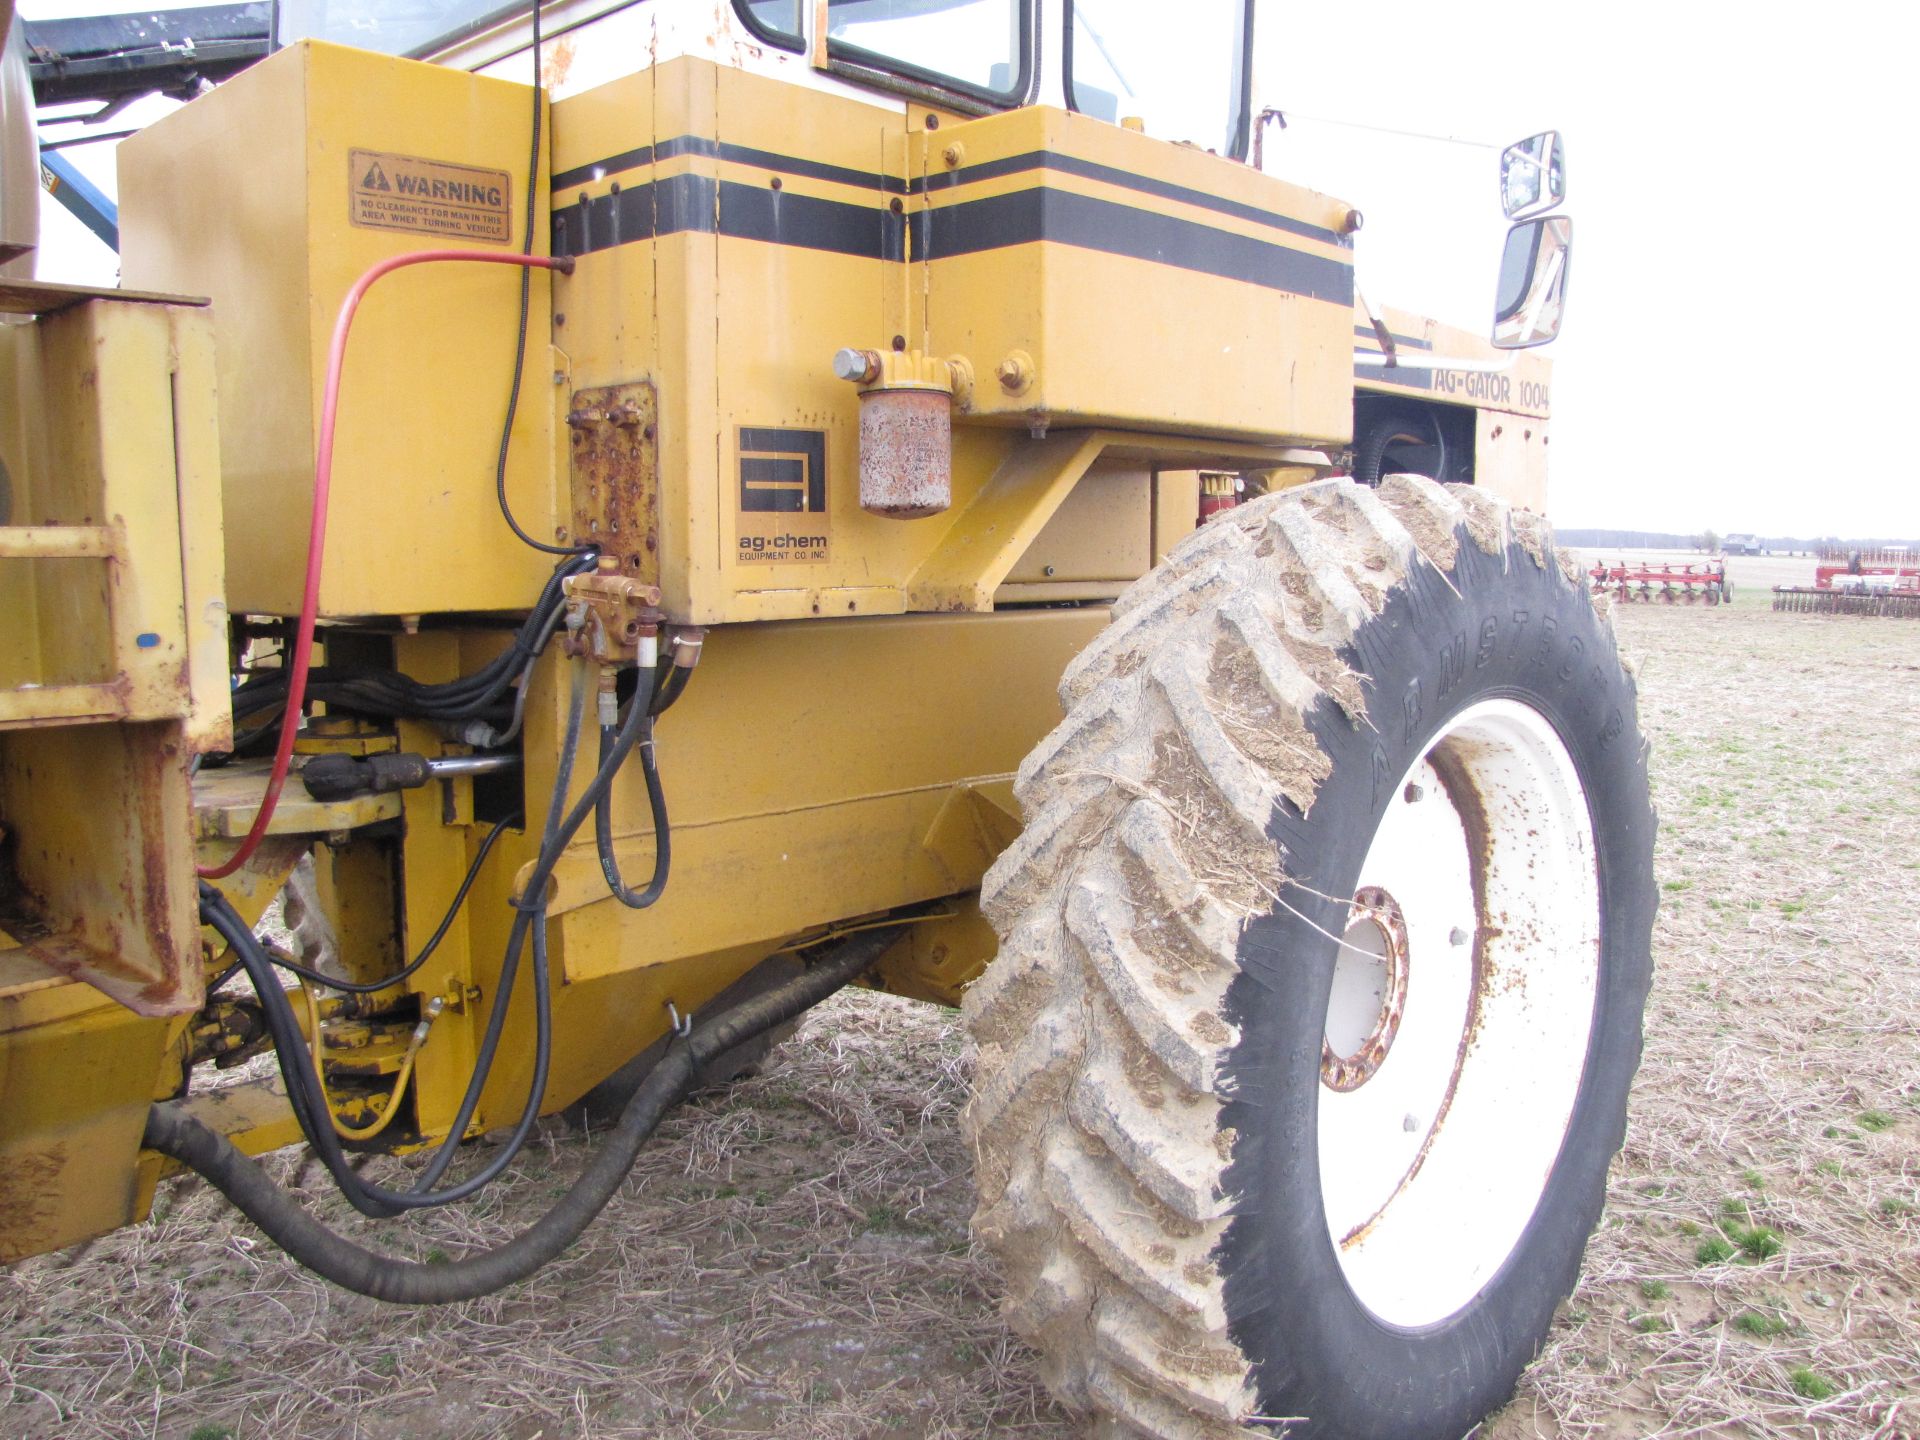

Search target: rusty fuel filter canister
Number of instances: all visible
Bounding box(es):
[835,348,957,519]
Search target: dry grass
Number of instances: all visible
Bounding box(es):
[0,1000,1069,1440]
[3,552,1914,1439]
[1488,555,1920,1439]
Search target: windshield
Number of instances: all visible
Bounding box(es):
[827,0,1027,103]
[278,0,523,57]
[1068,0,1252,157]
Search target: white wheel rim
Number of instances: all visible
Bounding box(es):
[1316,698,1601,1327]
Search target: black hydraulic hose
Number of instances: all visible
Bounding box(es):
[594,714,669,909]
[194,664,634,1216]
[199,889,403,1218]
[229,554,595,725]
[399,666,592,1199]
[142,920,910,1303]
[394,667,652,1201]
[492,0,588,558]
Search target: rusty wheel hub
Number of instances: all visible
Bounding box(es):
[1320,886,1410,1092]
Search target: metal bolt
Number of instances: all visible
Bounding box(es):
[997,357,1023,387]
[1403,782,1424,803]
[832,348,879,383]
[1402,1114,1419,1132]
[1449,927,1471,947]
[942,143,964,168]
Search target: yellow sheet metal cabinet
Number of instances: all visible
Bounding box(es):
[118,41,557,618]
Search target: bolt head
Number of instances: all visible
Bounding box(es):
[833,347,877,383]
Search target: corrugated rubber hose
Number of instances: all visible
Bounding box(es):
[142,920,909,1303]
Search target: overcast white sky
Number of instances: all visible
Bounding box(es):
[22,2,1917,539]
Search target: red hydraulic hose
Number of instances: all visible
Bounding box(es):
[199,249,573,881]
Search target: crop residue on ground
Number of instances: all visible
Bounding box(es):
[1,553,1914,1439]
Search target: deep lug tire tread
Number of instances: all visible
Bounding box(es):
[964,476,1637,1437]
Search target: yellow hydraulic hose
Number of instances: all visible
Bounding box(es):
[298,978,443,1141]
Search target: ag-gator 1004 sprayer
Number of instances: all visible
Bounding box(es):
[0,2,1649,1434]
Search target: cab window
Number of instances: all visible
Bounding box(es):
[826,0,1030,104]
[1067,0,1253,157]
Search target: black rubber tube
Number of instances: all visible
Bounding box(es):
[141,921,909,1303]
[595,715,669,909]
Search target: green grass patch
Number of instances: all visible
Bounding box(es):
[1741,1168,1766,1189]
[1719,1197,1750,1220]
[1735,1225,1784,1261]
[1859,1110,1895,1132]
[1878,1196,1913,1218]
[1788,1366,1835,1401]
[1639,1278,1672,1301]
[1732,1310,1789,1338]
[1695,1237,1736,1265]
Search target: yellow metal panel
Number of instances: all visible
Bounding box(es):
[0,526,114,557]
[192,762,403,840]
[907,430,1105,610]
[1473,408,1549,513]
[1002,458,1151,585]
[119,41,558,618]
[549,60,1350,624]
[497,606,1103,984]
[1354,306,1554,421]
[913,105,1356,444]
[0,298,226,1015]
[168,306,236,751]
[0,960,183,1261]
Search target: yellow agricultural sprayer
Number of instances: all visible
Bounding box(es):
[0,3,1650,1434]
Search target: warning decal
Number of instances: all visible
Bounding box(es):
[736,427,829,565]
[349,149,512,244]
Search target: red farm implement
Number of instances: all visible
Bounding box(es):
[1589,558,1731,605]
[1774,549,1920,617]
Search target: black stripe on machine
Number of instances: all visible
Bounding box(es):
[553,137,1347,247]
[912,188,1352,304]
[553,136,908,195]
[555,177,1352,306]
[919,151,1350,248]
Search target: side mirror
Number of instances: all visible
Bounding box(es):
[1491,216,1571,350]
[1500,131,1564,220]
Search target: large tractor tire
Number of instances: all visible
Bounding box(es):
[963,476,1654,1439]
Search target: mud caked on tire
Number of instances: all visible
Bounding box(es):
[963,476,1655,1439]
